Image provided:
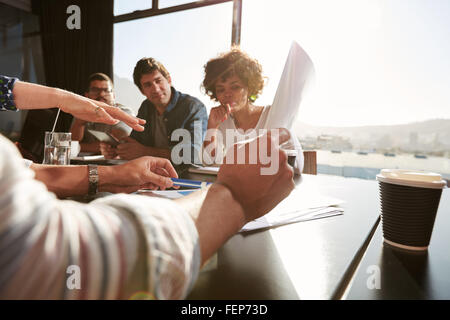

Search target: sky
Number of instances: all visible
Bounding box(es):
[113,0,450,127]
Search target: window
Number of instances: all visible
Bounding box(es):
[114,0,152,16]
[159,0,197,9]
[241,0,450,180]
[113,2,233,113]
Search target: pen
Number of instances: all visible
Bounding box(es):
[171,178,212,188]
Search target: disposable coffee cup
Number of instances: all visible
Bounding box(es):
[377,169,447,251]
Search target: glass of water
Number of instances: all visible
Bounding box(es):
[42,131,72,165]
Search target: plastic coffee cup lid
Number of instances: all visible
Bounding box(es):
[377,169,447,189]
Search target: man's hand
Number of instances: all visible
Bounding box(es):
[70,118,87,142]
[99,156,178,193]
[216,128,295,223]
[179,128,295,265]
[116,137,152,160]
[99,142,118,159]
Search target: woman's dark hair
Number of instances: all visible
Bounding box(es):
[202,47,265,102]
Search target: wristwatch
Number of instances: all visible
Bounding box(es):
[88,164,99,195]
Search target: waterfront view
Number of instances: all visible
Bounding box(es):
[314,150,450,181]
[295,118,450,181]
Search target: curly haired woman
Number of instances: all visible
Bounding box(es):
[201,47,303,171]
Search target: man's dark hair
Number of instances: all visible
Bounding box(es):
[133,58,170,90]
[86,73,113,92]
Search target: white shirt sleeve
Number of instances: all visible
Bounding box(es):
[0,134,200,300]
[23,159,33,168]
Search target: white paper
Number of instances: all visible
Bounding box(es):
[136,189,197,199]
[240,186,344,232]
[258,41,315,171]
[188,166,220,175]
[71,155,105,161]
[241,207,343,232]
[265,41,315,130]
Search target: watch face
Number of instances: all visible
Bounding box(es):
[88,165,99,179]
[88,165,99,195]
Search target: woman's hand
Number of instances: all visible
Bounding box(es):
[13,80,146,132]
[207,104,231,129]
[60,92,146,132]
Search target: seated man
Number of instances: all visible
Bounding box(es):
[71,73,135,153]
[109,58,207,168]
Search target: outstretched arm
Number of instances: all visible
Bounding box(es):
[11,80,146,132]
[30,156,177,198]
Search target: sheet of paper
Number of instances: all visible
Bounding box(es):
[241,207,344,232]
[240,186,345,232]
[265,41,315,130]
[188,166,220,175]
[136,189,197,199]
[71,155,105,161]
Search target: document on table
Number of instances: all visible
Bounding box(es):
[72,155,105,161]
[240,186,344,232]
[136,189,197,199]
[71,155,127,165]
[188,165,220,175]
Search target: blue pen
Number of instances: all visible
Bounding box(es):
[171,178,212,188]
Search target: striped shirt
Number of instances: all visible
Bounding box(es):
[0,134,201,299]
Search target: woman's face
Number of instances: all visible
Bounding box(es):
[215,74,249,112]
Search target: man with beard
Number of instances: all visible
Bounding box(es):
[110,57,207,167]
[71,73,135,153]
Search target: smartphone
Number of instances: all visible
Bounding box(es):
[87,129,120,146]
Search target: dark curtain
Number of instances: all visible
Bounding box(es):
[19,0,113,162]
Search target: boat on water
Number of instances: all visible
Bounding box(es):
[384,153,396,157]
[414,154,428,159]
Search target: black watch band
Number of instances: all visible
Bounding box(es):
[88,164,99,195]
